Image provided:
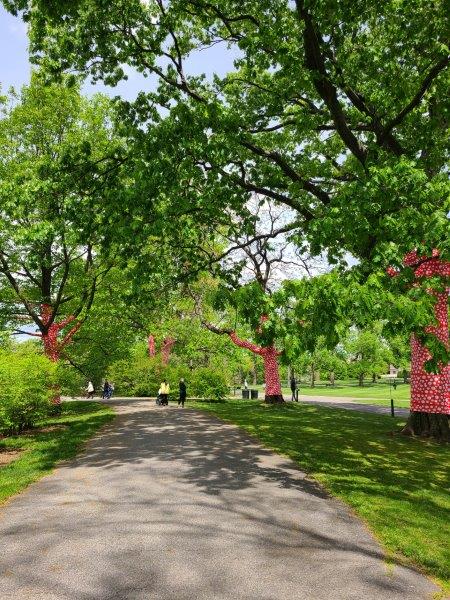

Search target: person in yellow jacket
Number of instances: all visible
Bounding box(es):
[160,380,170,405]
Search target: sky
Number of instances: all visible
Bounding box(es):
[0,5,239,98]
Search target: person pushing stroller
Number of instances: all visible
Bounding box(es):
[157,380,170,405]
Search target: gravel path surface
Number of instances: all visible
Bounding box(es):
[0,398,435,600]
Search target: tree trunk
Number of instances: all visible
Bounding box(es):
[263,347,284,404]
[329,371,335,386]
[42,334,61,404]
[310,363,315,388]
[407,292,449,440]
[161,337,175,366]
[148,335,156,357]
[358,372,364,387]
[402,412,449,442]
[372,373,376,383]
[252,359,258,385]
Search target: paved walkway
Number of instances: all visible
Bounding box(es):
[296,395,410,417]
[0,399,435,600]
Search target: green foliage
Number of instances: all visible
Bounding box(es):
[107,352,230,400]
[0,77,124,340]
[10,0,448,270]
[344,326,393,385]
[56,362,85,397]
[189,367,229,401]
[107,356,162,397]
[0,346,55,434]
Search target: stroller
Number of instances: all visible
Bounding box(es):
[156,392,168,406]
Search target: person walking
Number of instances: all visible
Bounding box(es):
[86,380,95,399]
[102,380,110,400]
[160,380,170,405]
[290,375,298,402]
[178,378,187,407]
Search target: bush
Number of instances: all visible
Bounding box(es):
[56,363,86,397]
[0,348,56,435]
[189,367,229,401]
[108,356,163,397]
[107,356,229,401]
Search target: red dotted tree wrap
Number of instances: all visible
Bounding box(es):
[390,252,449,415]
[161,337,176,366]
[148,335,156,357]
[228,332,283,397]
[39,304,81,403]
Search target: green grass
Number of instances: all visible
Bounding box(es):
[197,399,450,592]
[0,401,114,504]
[240,382,411,408]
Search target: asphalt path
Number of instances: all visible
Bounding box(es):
[0,399,435,599]
[295,395,410,417]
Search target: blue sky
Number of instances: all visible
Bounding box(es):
[0,5,238,98]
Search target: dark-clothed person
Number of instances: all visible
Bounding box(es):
[178,379,187,407]
[290,376,298,402]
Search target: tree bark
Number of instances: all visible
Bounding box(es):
[310,363,315,387]
[40,304,80,404]
[161,337,176,366]
[262,347,284,403]
[388,252,450,440]
[227,331,284,403]
[402,412,449,442]
[148,334,156,357]
[358,373,364,387]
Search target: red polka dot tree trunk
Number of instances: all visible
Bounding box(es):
[390,252,449,440]
[229,331,284,404]
[39,304,82,404]
[161,337,176,366]
[148,335,156,357]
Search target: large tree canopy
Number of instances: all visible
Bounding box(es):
[4,0,448,269]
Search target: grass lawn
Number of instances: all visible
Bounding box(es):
[197,399,450,593]
[0,401,114,504]
[242,383,411,408]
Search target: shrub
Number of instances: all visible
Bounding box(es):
[189,367,229,401]
[107,356,229,401]
[0,348,56,435]
[108,356,162,397]
[56,363,86,397]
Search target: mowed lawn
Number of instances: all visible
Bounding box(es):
[197,400,450,593]
[0,401,114,504]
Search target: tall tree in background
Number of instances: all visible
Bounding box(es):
[200,202,318,403]
[0,80,124,399]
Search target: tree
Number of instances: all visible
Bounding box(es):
[344,326,392,387]
[7,1,448,429]
[0,79,124,399]
[197,202,318,403]
[9,1,448,265]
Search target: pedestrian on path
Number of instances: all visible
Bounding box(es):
[178,378,187,407]
[86,380,95,399]
[160,380,170,405]
[102,380,110,400]
[290,375,298,401]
